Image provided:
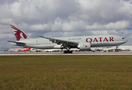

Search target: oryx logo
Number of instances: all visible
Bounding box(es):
[10,25,27,41]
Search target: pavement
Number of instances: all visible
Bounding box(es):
[0,51,132,56]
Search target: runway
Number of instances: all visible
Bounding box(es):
[0,51,132,56]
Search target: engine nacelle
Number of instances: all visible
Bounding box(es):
[77,42,91,50]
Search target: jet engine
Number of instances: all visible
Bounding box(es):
[77,42,91,50]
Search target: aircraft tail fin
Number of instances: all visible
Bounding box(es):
[10,23,30,41]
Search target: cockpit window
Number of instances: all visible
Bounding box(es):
[122,38,125,39]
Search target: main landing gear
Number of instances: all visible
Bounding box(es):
[63,46,73,53]
[64,50,73,53]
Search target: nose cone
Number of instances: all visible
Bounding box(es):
[125,39,128,43]
[122,37,128,43]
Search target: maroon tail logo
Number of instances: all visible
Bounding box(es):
[10,25,27,41]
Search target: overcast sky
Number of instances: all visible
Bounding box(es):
[0,0,132,50]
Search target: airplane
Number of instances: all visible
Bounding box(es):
[103,46,132,52]
[8,23,128,53]
[9,47,30,52]
[21,47,31,52]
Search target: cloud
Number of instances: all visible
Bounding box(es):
[86,20,130,30]
[0,18,13,24]
[31,23,50,31]
[0,0,18,5]
[0,0,132,49]
[29,19,130,33]
[0,34,13,39]
[119,0,132,15]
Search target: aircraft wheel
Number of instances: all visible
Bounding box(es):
[64,51,73,53]
[64,51,67,53]
[69,51,73,53]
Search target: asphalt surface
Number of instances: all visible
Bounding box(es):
[0,51,132,56]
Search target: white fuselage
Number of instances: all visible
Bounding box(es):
[14,35,127,49]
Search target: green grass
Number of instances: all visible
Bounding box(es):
[0,55,132,90]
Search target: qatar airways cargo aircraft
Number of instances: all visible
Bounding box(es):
[8,23,127,53]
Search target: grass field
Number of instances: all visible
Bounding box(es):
[0,55,132,90]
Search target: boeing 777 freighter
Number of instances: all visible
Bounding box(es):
[8,23,127,53]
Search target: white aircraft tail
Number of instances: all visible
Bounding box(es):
[10,23,30,41]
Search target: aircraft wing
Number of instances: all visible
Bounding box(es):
[39,36,78,46]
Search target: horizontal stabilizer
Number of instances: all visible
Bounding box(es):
[7,41,26,46]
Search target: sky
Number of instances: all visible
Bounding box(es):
[0,0,132,50]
